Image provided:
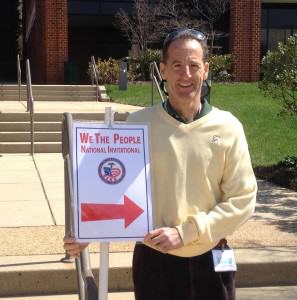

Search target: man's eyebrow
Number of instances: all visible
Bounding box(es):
[170,59,182,64]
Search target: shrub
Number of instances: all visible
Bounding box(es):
[208,54,234,82]
[259,34,297,115]
[278,156,297,172]
[129,49,161,81]
[88,58,120,84]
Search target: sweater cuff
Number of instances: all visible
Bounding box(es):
[176,219,199,245]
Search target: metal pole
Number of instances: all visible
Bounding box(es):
[26,60,30,112]
[98,107,113,300]
[17,54,21,101]
[150,62,165,104]
[26,59,34,156]
[153,75,165,104]
[30,99,34,156]
[63,113,87,300]
[151,63,154,106]
[99,243,109,300]
[91,56,100,102]
[153,61,162,83]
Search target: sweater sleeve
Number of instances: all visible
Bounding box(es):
[176,122,257,245]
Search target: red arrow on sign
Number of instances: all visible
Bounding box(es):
[81,195,144,228]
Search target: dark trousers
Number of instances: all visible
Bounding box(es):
[133,243,236,300]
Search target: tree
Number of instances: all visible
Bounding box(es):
[16,0,23,58]
[259,34,297,115]
[188,0,230,54]
[116,0,230,55]
[115,0,158,53]
[154,0,206,40]
[114,0,230,79]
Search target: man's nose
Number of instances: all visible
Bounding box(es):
[180,65,191,77]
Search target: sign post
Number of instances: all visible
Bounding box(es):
[71,107,152,300]
[99,107,113,300]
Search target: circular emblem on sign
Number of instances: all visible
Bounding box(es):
[98,158,125,185]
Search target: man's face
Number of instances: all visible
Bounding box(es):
[160,38,209,111]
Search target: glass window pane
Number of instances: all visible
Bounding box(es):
[269,9,297,28]
[285,29,292,41]
[268,29,285,51]
[261,29,268,56]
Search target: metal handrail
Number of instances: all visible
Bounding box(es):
[17,54,21,101]
[25,59,34,156]
[150,61,166,105]
[91,56,101,102]
[61,111,131,300]
[62,113,98,300]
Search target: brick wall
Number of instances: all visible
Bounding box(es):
[26,0,261,83]
[230,0,261,82]
[27,0,68,84]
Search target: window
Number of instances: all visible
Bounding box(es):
[261,4,297,54]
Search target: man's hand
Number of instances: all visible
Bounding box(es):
[144,227,183,253]
[63,236,89,258]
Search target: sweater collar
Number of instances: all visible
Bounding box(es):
[162,98,212,124]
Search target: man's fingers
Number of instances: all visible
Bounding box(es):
[144,227,183,253]
[63,236,76,243]
[63,235,89,258]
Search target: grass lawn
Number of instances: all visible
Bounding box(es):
[106,82,297,167]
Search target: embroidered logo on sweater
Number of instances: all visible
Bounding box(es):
[211,135,221,144]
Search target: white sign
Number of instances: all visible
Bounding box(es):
[72,122,153,242]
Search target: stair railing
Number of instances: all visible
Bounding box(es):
[150,61,166,106]
[62,112,100,300]
[61,110,130,300]
[17,54,21,101]
[25,59,35,156]
[90,56,101,102]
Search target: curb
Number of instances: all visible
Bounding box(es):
[0,248,297,297]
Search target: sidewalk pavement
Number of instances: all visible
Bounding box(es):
[0,101,297,297]
[0,100,142,114]
[0,152,297,254]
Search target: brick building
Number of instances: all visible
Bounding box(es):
[1,0,297,84]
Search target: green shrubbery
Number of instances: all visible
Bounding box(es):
[128,49,161,81]
[88,49,161,84]
[278,156,297,171]
[88,58,120,84]
[89,51,234,84]
[259,34,297,115]
[208,54,234,82]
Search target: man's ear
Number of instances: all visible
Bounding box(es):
[159,62,167,80]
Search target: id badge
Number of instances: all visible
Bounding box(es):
[211,248,237,272]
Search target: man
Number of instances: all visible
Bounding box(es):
[64,29,257,300]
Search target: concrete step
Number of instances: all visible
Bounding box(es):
[0,248,296,297]
[0,84,103,91]
[0,113,31,122]
[2,287,297,300]
[0,142,61,153]
[0,122,62,131]
[0,112,128,153]
[0,84,108,101]
[0,132,61,142]
[0,95,97,101]
[0,112,129,123]
[0,90,96,96]
[0,292,133,300]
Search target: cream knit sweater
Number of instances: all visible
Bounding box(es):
[128,103,257,257]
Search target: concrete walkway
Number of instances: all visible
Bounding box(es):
[0,100,142,114]
[0,153,296,254]
[0,101,297,298]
